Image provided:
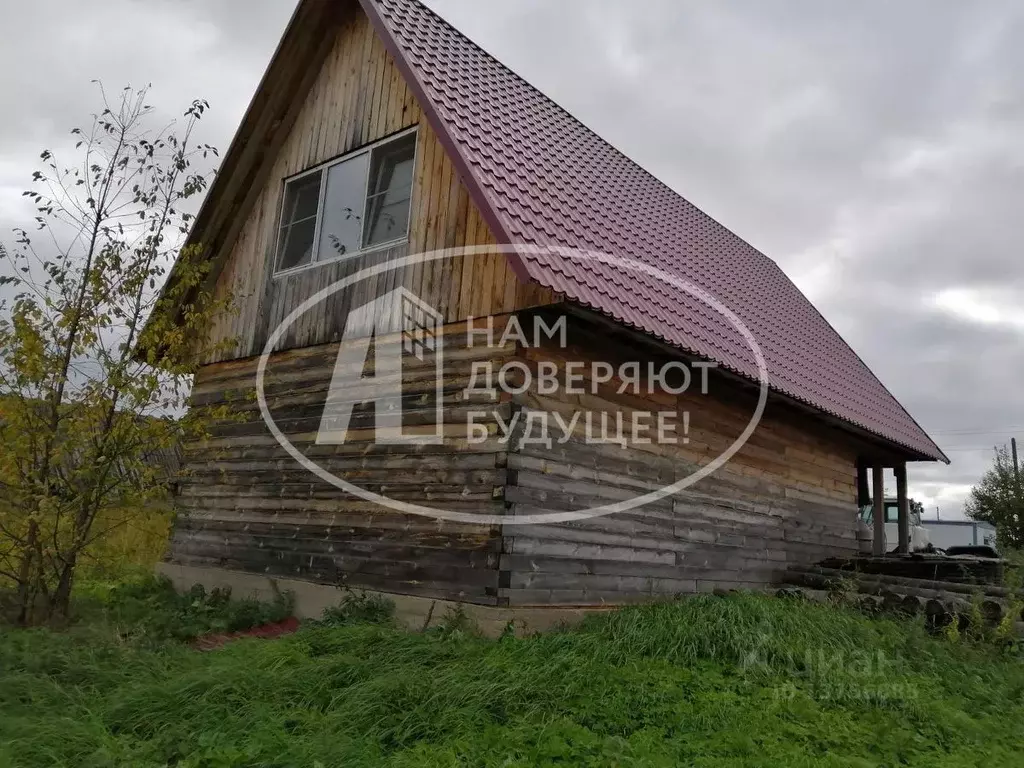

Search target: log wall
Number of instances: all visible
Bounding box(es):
[170,0,874,607]
[170,319,518,604]
[499,319,862,605]
[171,311,864,607]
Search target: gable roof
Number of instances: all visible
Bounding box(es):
[164,0,945,463]
[359,0,946,463]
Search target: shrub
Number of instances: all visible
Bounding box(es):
[95,576,294,644]
[315,590,396,628]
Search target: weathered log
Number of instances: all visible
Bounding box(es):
[787,568,1012,608]
[790,564,1022,601]
[980,599,1004,626]
[784,568,1016,628]
[880,590,905,614]
[900,594,924,615]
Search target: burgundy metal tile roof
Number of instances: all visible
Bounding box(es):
[362,0,946,462]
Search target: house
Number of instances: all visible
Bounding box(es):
[923,519,998,551]
[152,0,947,614]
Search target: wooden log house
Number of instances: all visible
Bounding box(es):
[150,0,947,612]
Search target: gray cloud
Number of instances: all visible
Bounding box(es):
[0,0,294,231]
[3,0,1022,517]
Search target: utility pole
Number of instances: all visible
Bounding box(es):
[1012,437,1021,499]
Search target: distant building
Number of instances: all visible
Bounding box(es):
[922,520,997,551]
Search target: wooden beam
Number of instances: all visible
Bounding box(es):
[872,464,886,556]
[856,458,870,507]
[895,462,910,555]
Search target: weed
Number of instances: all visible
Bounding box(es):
[68,575,295,645]
[316,590,396,628]
[826,576,859,608]
[431,604,480,639]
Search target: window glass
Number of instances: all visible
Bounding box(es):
[364,133,416,247]
[276,170,322,271]
[275,130,418,273]
[317,152,370,260]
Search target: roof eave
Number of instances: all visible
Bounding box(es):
[559,302,949,464]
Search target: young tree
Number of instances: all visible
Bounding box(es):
[0,85,231,624]
[965,445,1024,549]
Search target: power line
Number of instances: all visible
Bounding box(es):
[940,449,999,454]
[929,427,1024,436]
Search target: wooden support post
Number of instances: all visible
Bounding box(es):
[895,462,910,555]
[872,464,886,556]
[856,458,870,508]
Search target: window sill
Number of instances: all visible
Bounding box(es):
[272,236,410,281]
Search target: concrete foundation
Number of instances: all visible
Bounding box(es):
[156,563,619,638]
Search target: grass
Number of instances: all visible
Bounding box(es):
[1,581,1023,767]
[73,577,294,645]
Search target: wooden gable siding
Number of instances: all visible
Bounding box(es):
[498,318,861,605]
[202,5,553,365]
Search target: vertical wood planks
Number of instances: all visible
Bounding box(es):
[202,5,557,365]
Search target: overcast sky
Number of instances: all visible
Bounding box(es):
[2,0,1022,519]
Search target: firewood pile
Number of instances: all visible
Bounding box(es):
[781,564,1024,635]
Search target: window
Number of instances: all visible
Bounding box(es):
[276,171,322,271]
[317,153,369,260]
[884,504,899,523]
[859,503,903,524]
[364,133,416,246]
[275,129,417,272]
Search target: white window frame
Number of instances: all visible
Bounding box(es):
[274,125,419,278]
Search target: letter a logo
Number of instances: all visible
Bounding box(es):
[317,287,444,445]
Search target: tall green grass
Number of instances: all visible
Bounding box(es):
[1,586,1022,766]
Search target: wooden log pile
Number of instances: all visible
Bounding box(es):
[817,555,1004,585]
[782,564,1024,635]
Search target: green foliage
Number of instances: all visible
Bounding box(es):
[98,577,294,644]
[965,445,1024,548]
[74,501,173,580]
[430,604,481,640]
[825,575,858,608]
[315,590,396,628]
[40,575,294,645]
[938,585,1024,652]
[2,592,1024,766]
[0,84,233,624]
